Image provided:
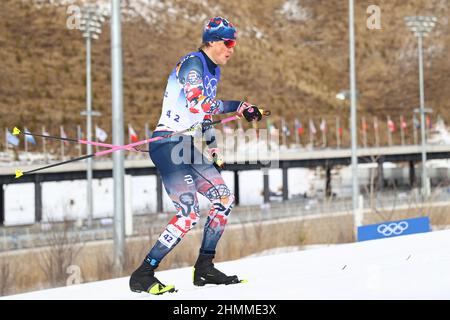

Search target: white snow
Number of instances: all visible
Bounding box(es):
[3,229,450,299]
[279,0,312,22]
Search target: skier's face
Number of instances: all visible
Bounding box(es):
[207,40,235,65]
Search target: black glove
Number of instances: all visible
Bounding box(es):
[238,102,263,122]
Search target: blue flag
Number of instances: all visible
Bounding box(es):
[6,130,19,146]
[24,128,36,145]
[413,115,420,129]
[146,128,153,138]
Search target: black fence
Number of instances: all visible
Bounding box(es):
[1,145,450,225]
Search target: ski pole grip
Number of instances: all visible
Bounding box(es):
[261,109,271,117]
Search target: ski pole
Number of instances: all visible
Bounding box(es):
[94,110,271,157]
[14,110,271,178]
[14,110,271,154]
[12,127,144,152]
[15,155,93,178]
[135,110,271,152]
[13,124,201,179]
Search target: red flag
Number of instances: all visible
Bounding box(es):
[295,118,304,135]
[361,117,368,132]
[400,116,407,132]
[42,127,52,145]
[388,118,396,132]
[426,116,432,129]
[319,119,327,132]
[128,124,139,143]
[60,126,69,146]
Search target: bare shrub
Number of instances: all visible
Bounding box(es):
[95,248,114,281]
[38,218,84,287]
[252,219,265,253]
[0,261,13,296]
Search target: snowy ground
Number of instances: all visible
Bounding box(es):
[3,229,450,300]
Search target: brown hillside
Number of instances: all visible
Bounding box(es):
[1,0,449,150]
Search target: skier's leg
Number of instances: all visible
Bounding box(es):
[145,169,201,266]
[190,164,239,286]
[130,168,200,293]
[194,165,234,256]
[130,133,199,293]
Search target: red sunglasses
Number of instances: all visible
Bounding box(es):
[223,39,236,48]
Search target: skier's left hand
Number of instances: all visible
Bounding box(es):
[208,148,225,171]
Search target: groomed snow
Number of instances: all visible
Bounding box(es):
[3,229,450,300]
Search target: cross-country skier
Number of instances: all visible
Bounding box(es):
[129,16,263,295]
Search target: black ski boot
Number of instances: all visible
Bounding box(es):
[193,254,240,286]
[129,260,176,295]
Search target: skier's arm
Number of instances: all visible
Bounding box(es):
[220,100,241,114]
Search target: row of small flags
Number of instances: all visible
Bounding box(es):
[5,124,146,147]
[222,114,436,147]
[273,115,431,136]
[4,115,437,149]
[260,115,434,137]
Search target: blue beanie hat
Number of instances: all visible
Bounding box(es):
[202,16,237,43]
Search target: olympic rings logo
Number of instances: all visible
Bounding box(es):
[204,75,218,97]
[377,221,409,236]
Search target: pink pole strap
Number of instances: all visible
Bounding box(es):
[220,115,239,124]
[94,136,164,157]
[94,114,241,157]
[78,139,136,150]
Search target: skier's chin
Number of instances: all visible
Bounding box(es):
[220,56,231,65]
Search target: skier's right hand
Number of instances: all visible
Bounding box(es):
[237,102,263,122]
